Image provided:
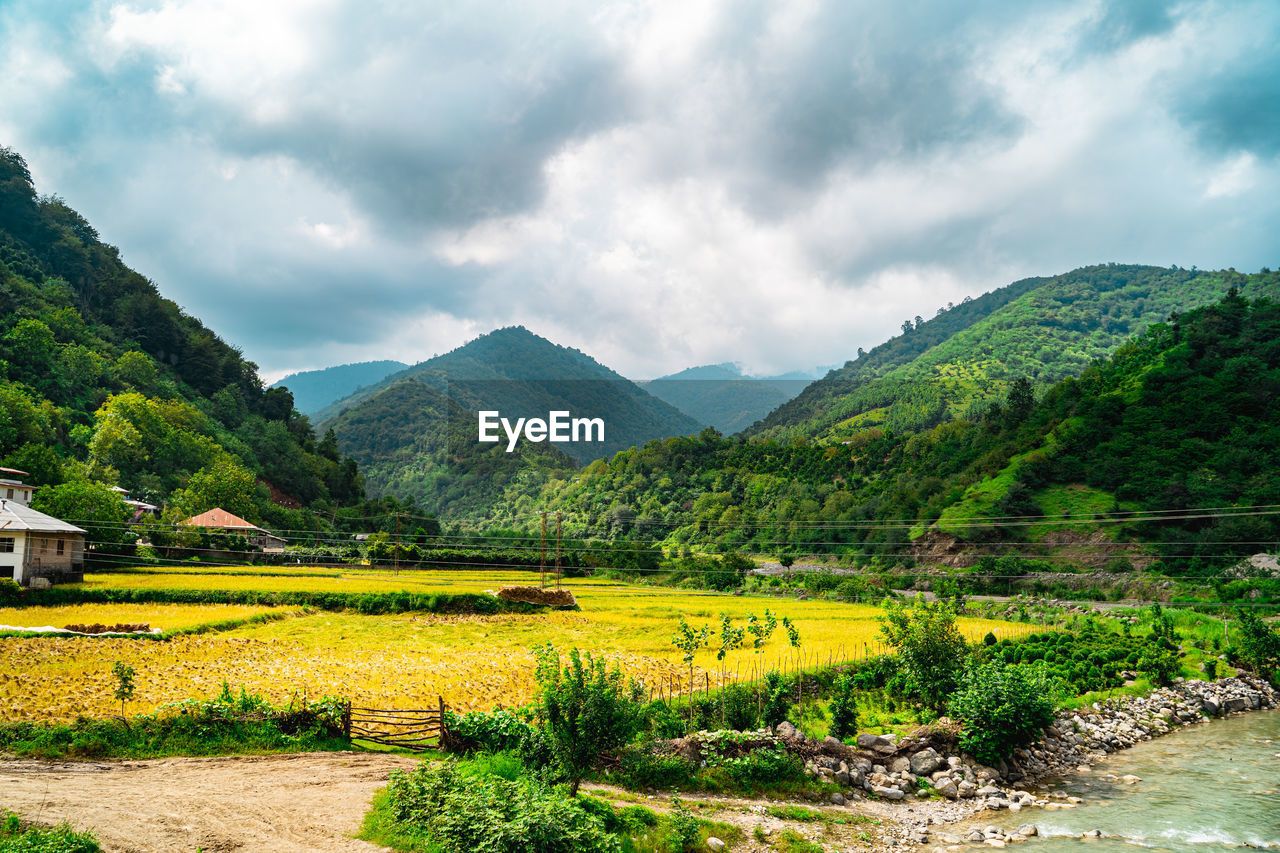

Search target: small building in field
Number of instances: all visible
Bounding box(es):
[181,507,286,552]
[0,498,86,586]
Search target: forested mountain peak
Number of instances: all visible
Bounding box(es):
[271,360,408,415]
[747,264,1279,442]
[0,146,363,533]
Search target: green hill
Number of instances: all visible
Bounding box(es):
[319,326,704,515]
[749,264,1279,442]
[484,279,1280,582]
[0,146,364,536]
[271,360,408,415]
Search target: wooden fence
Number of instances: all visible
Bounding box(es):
[343,697,448,751]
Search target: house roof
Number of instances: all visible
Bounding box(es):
[182,507,265,532]
[0,467,29,478]
[0,500,86,535]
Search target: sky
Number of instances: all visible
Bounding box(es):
[1,0,1277,382]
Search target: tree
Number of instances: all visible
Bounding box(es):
[828,673,859,740]
[169,457,261,521]
[531,645,644,795]
[671,617,710,726]
[111,660,136,721]
[949,662,1056,764]
[31,480,132,554]
[877,598,968,711]
[1234,609,1280,686]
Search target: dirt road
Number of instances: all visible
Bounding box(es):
[0,751,419,852]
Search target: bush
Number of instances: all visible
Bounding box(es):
[617,748,696,790]
[0,812,100,853]
[761,671,792,729]
[1235,609,1280,686]
[384,761,617,853]
[949,662,1057,764]
[443,708,539,754]
[877,599,968,711]
[828,674,858,740]
[666,797,700,853]
[532,645,645,795]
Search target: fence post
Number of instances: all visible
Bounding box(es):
[342,700,352,742]
[438,695,447,749]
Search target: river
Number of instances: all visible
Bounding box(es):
[955,709,1280,850]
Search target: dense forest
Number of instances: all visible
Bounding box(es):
[0,146,371,542]
[271,360,408,415]
[486,290,1280,581]
[748,265,1280,442]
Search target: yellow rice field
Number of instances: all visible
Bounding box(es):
[0,602,293,632]
[0,569,1036,721]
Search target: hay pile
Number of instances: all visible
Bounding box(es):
[496,586,578,608]
[63,622,152,634]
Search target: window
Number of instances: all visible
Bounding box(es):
[56,539,64,555]
[4,489,11,499]
[0,537,12,553]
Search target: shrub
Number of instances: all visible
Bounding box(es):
[443,708,538,754]
[761,671,792,729]
[617,748,695,790]
[877,599,968,711]
[949,662,1057,764]
[384,761,617,853]
[666,797,700,853]
[1235,609,1280,685]
[0,812,101,853]
[532,645,645,795]
[828,674,858,740]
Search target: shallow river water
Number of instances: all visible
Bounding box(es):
[955,709,1280,851]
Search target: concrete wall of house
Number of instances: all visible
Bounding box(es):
[21,534,84,585]
[1,533,26,584]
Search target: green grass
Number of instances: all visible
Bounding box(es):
[764,805,825,822]
[775,828,825,853]
[0,812,100,853]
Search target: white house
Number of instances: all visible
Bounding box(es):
[0,498,87,586]
[0,467,35,506]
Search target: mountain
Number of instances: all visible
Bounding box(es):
[0,146,364,532]
[483,270,1280,580]
[271,360,408,415]
[747,264,1280,443]
[319,326,704,515]
[640,363,812,435]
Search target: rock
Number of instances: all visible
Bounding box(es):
[891,756,913,774]
[957,781,977,798]
[830,792,845,806]
[1017,825,1038,837]
[706,837,725,852]
[1201,698,1220,716]
[824,735,844,748]
[857,733,899,754]
[776,721,799,738]
[1082,829,1102,838]
[1223,697,1249,714]
[965,831,985,843]
[977,785,1003,797]
[935,778,959,800]
[910,747,943,776]
[1121,774,1142,784]
[873,785,906,801]
[985,839,1006,848]
[835,770,853,786]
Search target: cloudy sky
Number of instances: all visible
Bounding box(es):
[1,0,1277,380]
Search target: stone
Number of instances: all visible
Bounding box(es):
[985,839,1006,848]
[1082,829,1102,838]
[910,747,944,776]
[891,756,913,774]
[1121,775,1142,784]
[873,785,906,801]
[935,778,959,800]
[1017,825,1038,837]
[706,837,725,851]
[824,735,844,748]
[830,792,845,806]
[776,721,799,738]
[965,831,985,843]
[957,781,977,798]
[977,785,1003,797]
[1223,697,1249,714]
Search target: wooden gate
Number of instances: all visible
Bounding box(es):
[343,697,449,751]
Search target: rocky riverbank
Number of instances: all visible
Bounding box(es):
[769,673,1279,848]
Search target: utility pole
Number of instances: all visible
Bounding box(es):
[394,512,401,574]
[540,511,548,588]
[555,511,563,590]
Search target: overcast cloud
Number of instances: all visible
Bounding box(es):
[1,0,1277,380]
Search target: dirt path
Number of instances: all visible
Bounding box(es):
[0,752,419,853]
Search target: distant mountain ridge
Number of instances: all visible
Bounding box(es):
[272,360,408,415]
[640,363,820,434]
[319,326,704,514]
